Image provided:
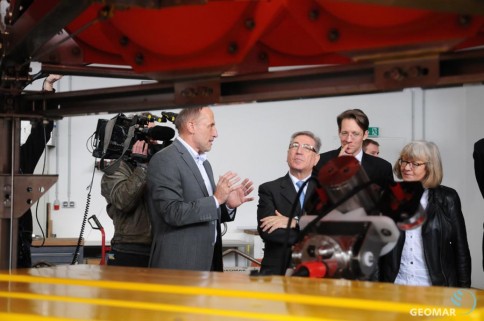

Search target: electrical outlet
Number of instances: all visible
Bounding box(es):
[69,201,75,208]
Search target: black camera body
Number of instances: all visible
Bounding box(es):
[92,113,176,162]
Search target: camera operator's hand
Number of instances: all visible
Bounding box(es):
[131,140,149,163]
[43,74,62,92]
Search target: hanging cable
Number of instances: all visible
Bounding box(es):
[71,160,96,264]
[33,121,49,247]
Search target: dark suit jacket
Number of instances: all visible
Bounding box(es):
[316,148,394,186]
[147,139,234,272]
[257,174,316,275]
[473,138,484,270]
[18,121,54,268]
[474,139,484,199]
[379,186,471,287]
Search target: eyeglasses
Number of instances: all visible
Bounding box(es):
[289,142,317,153]
[339,131,363,139]
[398,159,428,169]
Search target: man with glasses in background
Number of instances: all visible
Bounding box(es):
[257,131,321,275]
[315,109,393,186]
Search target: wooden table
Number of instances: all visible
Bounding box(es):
[0,265,482,320]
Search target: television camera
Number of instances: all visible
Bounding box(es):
[290,156,425,280]
[92,112,177,169]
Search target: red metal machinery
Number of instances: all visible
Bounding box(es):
[3,0,484,116]
[64,1,484,79]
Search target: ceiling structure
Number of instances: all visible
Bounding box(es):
[1,0,484,117]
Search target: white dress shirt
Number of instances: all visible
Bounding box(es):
[177,137,215,201]
[177,137,218,244]
[354,148,364,163]
[394,189,432,286]
[288,173,310,196]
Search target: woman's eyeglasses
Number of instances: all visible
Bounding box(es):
[398,159,428,169]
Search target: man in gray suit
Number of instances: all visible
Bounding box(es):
[147,107,254,272]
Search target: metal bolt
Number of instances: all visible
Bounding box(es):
[245,18,255,30]
[309,9,320,21]
[228,42,238,54]
[387,67,406,81]
[71,47,81,56]
[98,5,114,20]
[200,86,213,97]
[327,28,340,42]
[26,187,32,192]
[27,199,33,205]
[458,15,472,27]
[119,36,129,47]
[181,88,195,98]
[407,66,428,78]
[135,53,144,65]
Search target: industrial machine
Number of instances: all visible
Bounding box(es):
[291,156,424,280]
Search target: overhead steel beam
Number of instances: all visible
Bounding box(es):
[93,0,206,8]
[41,64,150,80]
[4,0,91,64]
[341,0,484,15]
[19,48,484,117]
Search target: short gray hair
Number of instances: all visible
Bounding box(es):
[290,131,321,152]
[174,107,204,133]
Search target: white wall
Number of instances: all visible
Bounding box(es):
[26,76,484,288]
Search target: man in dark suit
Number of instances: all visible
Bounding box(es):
[473,138,484,270]
[18,74,61,268]
[147,107,254,272]
[257,131,321,275]
[315,109,393,186]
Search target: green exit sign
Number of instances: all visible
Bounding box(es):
[368,127,379,137]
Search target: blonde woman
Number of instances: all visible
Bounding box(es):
[379,141,471,287]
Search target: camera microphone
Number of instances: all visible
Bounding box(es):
[142,126,176,141]
[161,112,177,123]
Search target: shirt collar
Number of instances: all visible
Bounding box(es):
[354,148,363,163]
[288,173,311,186]
[177,137,207,163]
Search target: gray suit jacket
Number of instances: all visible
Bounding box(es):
[147,139,233,271]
